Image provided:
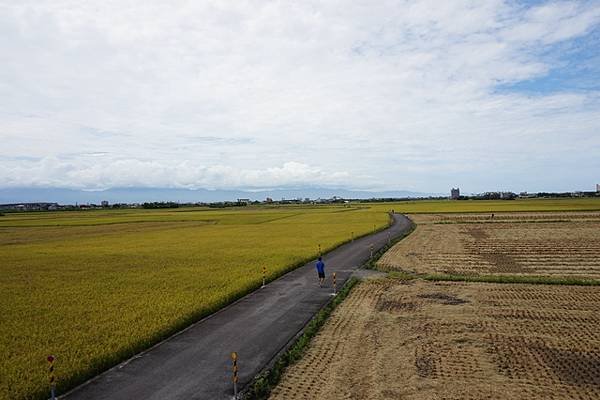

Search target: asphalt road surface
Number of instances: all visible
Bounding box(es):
[61,214,413,400]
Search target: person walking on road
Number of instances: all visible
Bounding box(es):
[316,257,326,287]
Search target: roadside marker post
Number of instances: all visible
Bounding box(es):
[332,272,337,296]
[47,355,56,400]
[318,244,321,256]
[231,352,238,399]
[370,244,374,259]
[351,231,354,242]
[262,266,266,288]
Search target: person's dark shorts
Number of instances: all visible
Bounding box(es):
[318,271,325,279]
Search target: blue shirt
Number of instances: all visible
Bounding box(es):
[316,260,325,273]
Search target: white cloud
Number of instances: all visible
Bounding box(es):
[0,157,361,190]
[0,0,599,193]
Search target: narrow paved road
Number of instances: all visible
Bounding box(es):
[62,214,413,400]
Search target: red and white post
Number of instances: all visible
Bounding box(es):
[48,355,56,400]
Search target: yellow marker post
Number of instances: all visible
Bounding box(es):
[47,355,56,400]
[231,352,238,399]
[262,266,266,288]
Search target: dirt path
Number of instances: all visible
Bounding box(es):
[61,214,413,400]
[270,278,600,400]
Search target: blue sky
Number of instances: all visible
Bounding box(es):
[497,25,600,93]
[0,0,599,194]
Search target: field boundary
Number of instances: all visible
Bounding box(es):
[364,217,415,269]
[432,219,600,224]
[386,271,600,286]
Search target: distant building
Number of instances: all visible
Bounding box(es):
[237,198,250,205]
[101,200,109,207]
[450,188,460,200]
[597,184,600,193]
[519,192,536,198]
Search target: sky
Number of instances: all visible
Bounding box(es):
[1,0,599,195]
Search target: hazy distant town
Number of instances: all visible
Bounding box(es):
[2,185,599,213]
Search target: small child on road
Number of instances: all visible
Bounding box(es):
[316,257,325,287]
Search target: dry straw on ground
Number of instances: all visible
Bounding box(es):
[269,278,600,400]
[378,212,600,278]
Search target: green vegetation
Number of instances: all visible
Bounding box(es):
[363,222,416,270]
[245,277,359,400]
[422,273,600,286]
[0,205,388,400]
[387,271,600,286]
[367,198,600,214]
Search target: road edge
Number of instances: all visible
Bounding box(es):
[242,214,416,399]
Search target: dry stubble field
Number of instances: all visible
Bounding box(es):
[270,278,600,400]
[378,212,600,278]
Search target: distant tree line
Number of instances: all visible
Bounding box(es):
[142,202,180,209]
[208,201,249,208]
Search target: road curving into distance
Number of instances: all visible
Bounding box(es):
[61,213,413,400]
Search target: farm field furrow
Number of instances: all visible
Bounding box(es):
[0,205,389,400]
[269,279,600,400]
[378,213,600,278]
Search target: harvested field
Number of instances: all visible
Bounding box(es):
[269,279,600,400]
[411,211,600,224]
[378,213,600,278]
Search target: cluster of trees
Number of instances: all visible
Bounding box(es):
[142,202,180,209]
[207,201,249,208]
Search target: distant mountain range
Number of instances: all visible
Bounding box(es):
[0,187,442,204]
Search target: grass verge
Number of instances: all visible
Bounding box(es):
[363,217,416,270]
[423,273,600,286]
[244,277,359,399]
[387,271,600,286]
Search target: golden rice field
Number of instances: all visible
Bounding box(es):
[0,205,389,400]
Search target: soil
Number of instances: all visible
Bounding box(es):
[269,279,600,400]
[378,213,600,278]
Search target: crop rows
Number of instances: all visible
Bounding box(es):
[270,279,600,399]
[379,218,600,279]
